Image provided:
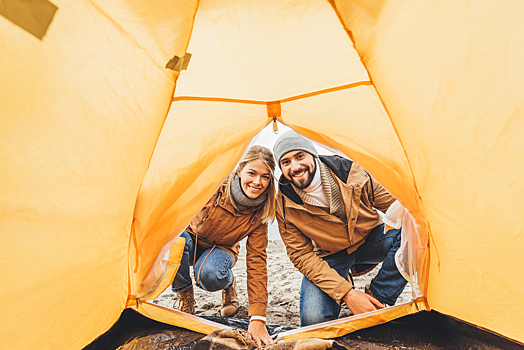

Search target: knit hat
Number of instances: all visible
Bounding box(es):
[273,130,318,166]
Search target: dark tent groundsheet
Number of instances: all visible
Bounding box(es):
[84,309,524,350]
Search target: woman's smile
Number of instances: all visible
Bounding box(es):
[238,159,271,199]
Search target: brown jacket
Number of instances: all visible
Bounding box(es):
[276,156,395,304]
[187,184,268,317]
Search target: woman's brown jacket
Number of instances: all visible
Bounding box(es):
[186,184,268,317]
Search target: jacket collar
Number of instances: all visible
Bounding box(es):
[278,155,353,205]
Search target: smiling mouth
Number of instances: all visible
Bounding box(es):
[291,168,308,179]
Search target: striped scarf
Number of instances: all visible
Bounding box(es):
[293,160,347,223]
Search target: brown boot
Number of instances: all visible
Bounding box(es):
[221,280,239,317]
[365,284,385,310]
[351,264,378,277]
[364,284,374,298]
[173,286,195,314]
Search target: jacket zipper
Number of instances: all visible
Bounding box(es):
[195,214,209,228]
[346,187,354,244]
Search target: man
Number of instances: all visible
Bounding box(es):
[273,130,407,326]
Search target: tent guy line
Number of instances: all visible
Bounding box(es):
[171,81,373,104]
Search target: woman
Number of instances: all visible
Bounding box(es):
[171,145,276,347]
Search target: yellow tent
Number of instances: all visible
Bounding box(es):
[1,0,523,349]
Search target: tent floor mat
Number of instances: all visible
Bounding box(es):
[84,309,524,350]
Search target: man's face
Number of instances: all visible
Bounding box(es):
[280,150,316,189]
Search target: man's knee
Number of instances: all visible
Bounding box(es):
[300,278,339,326]
[301,307,332,327]
[386,227,402,244]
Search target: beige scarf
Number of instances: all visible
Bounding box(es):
[293,161,346,224]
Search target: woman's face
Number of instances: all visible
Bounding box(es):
[237,159,271,199]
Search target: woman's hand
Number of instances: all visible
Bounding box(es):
[247,319,273,347]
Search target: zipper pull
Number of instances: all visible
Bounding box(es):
[196,215,209,228]
[267,101,281,134]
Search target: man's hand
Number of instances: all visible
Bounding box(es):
[343,288,384,315]
[247,319,273,347]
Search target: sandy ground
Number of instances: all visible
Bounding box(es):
[153,240,413,327]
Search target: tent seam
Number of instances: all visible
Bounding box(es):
[171,81,373,104]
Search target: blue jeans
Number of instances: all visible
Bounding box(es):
[300,223,407,326]
[171,231,235,293]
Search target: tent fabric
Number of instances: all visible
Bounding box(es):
[384,200,426,298]
[134,302,229,336]
[1,0,524,349]
[278,298,429,341]
[332,0,524,341]
[131,236,186,304]
[0,1,194,348]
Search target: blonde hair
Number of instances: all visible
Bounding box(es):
[223,145,276,224]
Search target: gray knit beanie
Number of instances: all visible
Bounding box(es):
[273,130,318,167]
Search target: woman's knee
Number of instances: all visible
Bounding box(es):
[195,259,232,291]
[197,270,231,292]
[179,231,193,252]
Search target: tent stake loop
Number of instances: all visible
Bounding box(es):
[266,101,281,134]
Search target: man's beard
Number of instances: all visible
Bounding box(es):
[289,162,317,189]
